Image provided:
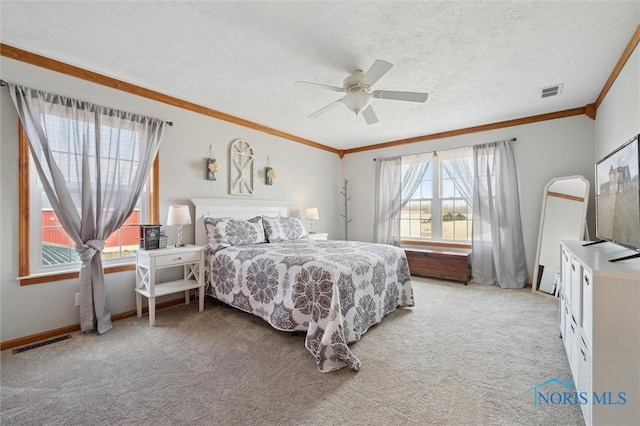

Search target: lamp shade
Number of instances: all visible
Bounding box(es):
[305,208,319,221]
[167,205,192,226]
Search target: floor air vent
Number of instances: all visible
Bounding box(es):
[13,334,72,354]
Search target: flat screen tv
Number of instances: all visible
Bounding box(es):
[594,134,640,261]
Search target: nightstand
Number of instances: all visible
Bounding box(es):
[135,245,205,326]
[308,233,328,240]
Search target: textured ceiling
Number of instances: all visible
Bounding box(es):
[1,1,639,150]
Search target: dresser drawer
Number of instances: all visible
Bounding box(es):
[577,335,592,426]
[563,301,572,358]
[570,258,582,325]
[154,250,201,267]
[561,247,572,301]
[569,316,579,381]
[559,292,567,338]
[582,269,593,346]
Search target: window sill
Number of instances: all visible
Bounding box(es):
[19,262,135,286]
[400,239,472,250]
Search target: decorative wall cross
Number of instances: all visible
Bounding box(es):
[229,139,254,195]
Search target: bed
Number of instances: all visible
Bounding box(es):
[191,198,414,372]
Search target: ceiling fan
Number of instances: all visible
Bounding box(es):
[295,59,429,124]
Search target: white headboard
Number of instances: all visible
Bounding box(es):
[191,198,289,246]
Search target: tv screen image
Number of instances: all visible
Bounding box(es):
[595,134,640,253]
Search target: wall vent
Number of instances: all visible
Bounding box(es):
[540,84,563,98]
[12,334,72,354]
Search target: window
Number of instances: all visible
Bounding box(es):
[18,122,159,284]
[400,149,473,243]
[400,161,433,239]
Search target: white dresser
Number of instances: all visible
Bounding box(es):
[559,240,640,426]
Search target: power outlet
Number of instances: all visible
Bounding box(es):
[75,292,81,307]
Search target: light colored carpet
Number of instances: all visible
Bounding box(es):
[1,277,583,425]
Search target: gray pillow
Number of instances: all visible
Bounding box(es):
[262,216,308,242]
[204,216,266,251]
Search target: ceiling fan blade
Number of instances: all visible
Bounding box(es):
[308,98,343,118]
[373,90,429,103]
[360,60,393,87]
[295,81,344,92]
[361,105,379,125]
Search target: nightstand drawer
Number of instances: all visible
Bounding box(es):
[155,250,201,267]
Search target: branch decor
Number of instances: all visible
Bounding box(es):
[340,179,353,240]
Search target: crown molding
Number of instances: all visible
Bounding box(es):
[595,24,640,110]
[343,107,587,155]
[3,24,637,159]
[0,43,340,156]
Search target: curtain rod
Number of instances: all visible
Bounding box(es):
[373,138,517,161]
[0,79,173,126]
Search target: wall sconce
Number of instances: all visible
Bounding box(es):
[265,156,277,185]
[206,145,220,181]
[306,207,319,234]
[167,205,192,247]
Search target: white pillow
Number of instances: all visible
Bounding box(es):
[262,216,308,242]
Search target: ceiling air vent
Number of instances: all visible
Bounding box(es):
[540,84,563,99]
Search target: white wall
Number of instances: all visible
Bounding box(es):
[341,115,596,281]
[0,57,341,342]
[595,44,639,159]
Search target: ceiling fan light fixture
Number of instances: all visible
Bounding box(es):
[342,92,372,114]
[297,59,428,124]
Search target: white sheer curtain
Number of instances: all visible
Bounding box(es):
[374,153,432,245]
[472,140,527,288]
[8,83,165,333]
[438,146,474,205]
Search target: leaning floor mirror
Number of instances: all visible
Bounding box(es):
[532,175,590,296]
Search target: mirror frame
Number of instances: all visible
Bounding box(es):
[532,175,590,297]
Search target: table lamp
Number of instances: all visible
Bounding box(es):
[167,205,191,247]
[305,207,319,234]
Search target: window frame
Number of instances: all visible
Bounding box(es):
[399,153,473,247]
[18,120,160,286]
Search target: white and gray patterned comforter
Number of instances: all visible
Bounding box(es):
[204,238,414,372]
